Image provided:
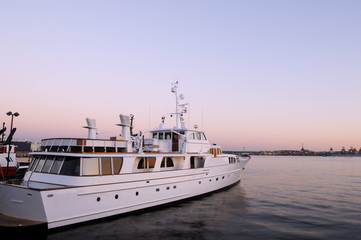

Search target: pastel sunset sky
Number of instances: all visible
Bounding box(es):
[1,0,360,151]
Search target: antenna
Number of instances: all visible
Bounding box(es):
[170,81,189,129]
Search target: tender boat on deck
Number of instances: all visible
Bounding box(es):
[0,82,250,230]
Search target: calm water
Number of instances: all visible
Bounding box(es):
[48,156,361,240]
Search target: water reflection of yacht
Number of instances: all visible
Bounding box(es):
[0,82,250,231]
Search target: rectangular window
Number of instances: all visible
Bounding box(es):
[159,132,164,140]
[153,132,158,139]
[101,157,112,175]
[29,156,40,171]
[82,157,99,176]
[42,156,55,173]
[60,157,80,176]
[50,157,64,174]
[165,132,171,140]
[189,132,195,140]
[196,132,201,140]
[113,157,123,174]
[35,157,46,172]
[148,157,156,168]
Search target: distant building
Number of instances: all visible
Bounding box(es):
[341,146,346,154]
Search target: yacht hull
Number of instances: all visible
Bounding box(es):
[0,161,247,230]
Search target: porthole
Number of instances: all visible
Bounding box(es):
[115,194,119,199]
[216,178,219,181]
[166,187,170,190]
[136,191,139,196]
[173,185,176,189]
[209,179,211,182]
[156,188,160,192]
[199,181,201,184]
[97,197,101,202]
[222,176,225,179]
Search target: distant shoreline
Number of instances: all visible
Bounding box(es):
[225,150,361,157]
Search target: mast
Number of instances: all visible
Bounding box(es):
[171,81,188,129]
[171,81,179,128]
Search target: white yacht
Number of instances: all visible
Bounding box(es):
[0,82,250,230]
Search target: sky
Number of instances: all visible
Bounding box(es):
[1,0,361,151]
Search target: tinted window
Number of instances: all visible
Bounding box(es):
[148,157,156,168]
[113,157,123,174]
[29,156,40,171]
[60,157,80,176]
[50,157,64,174]
[101,157,112,175]
[35,158,46,172]
[42,157,55,173]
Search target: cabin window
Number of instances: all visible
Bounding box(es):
[167,157,174,167]
[35,157,46,172]
[101,157,112,175]
[29,156,40,171]
[42,156,55,173]
[148,157,156,168]
[190,157,195,169]
[137,157,156,170]
[159,132,164,140]
[50,157,64,174]
[60,157,80,176]
[82,157,99,176]
[201,133,207,140]
[138,158,145,169]
[113,157,123,174]
[153,132,158,139]
[161,157,174,168]
[195,132,201,140]
[165,132,171,140]
[189,132,195,140]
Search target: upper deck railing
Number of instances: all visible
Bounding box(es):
[40,138,128,153]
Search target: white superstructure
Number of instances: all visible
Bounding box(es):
[0,82,250,230]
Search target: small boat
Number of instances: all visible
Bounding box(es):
[0,82,250,231]
[0,144,17,178]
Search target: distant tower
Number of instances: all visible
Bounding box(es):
[301,143,305,152]
[330,147,333,154]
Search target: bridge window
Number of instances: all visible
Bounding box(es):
[195,132,201,140]
[201,133,207,140]
[35,157,46,172]
[60,157,80,176]
[50,157,64,174]
[29,156,40,171]
[165,132,171,140]
[41,156,55,173]
[189,132,195,140]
